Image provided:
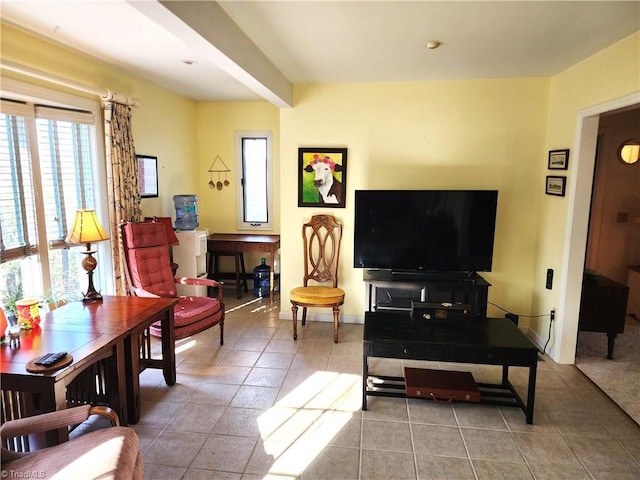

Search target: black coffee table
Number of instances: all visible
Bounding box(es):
[363,311,539,424]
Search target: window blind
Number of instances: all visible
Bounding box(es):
[0,110,38,262]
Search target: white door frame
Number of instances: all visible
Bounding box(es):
[555,92,640,364]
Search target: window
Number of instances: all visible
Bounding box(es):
[0,79,111,306]
[235,131,272,230]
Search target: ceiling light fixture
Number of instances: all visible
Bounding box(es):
[426,41,441,50]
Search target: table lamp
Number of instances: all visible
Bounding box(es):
[66,209,110,302]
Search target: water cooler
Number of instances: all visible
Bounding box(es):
[253,258,270,298]
[173,194,199,230]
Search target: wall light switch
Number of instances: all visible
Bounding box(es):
[546,268,554,290]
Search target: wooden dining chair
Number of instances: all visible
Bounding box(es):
[290,214,345,342]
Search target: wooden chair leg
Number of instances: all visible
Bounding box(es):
[234,254,242,299]
[291,304,298,340]
[332,305,340,343]
[240,254,248,292]
[301,307,307,326]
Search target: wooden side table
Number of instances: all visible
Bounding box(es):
[207,233,280,302]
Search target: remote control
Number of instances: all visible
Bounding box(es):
[35,352,67,367]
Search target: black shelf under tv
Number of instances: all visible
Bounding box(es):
[363,269,491,318]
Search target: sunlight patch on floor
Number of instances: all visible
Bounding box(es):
[256,371,361,478]
[227,296,263,313]
[174,338,197,354]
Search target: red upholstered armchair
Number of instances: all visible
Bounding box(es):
[121,221,224,343]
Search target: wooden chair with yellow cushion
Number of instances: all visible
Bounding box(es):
[290,214,345,342]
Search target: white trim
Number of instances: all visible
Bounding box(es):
[554,91,640,364]
[235,130,273,231]
[1,77,102,112]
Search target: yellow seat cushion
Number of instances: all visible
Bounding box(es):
[290,286,345,305]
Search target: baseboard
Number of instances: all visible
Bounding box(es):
[278,310,363,324]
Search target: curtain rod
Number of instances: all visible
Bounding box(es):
[0,59,142,108]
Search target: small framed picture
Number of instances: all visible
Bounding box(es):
[136,154,158,198]
[546,176,566,197]
[298,147,347,208]
[548,149,569,170]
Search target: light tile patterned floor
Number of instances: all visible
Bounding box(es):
[137,288,640,480]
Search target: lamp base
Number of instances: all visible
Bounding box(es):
[81,246,103,302]
[82,289,103,302]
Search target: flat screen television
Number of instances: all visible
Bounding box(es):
[354,190,498,274]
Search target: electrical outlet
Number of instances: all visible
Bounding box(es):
[550,309,555,322]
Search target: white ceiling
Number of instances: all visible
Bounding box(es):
[1,1,639,107]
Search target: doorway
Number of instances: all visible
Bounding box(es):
[573,104,640,424]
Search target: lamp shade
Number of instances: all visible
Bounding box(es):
[66,209,109,244]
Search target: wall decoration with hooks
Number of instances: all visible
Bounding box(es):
[208,155,231,190]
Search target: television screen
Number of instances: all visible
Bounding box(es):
[354,190,498,273]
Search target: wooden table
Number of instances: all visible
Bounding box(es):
[0,296,177,439]
[207,233,280,302]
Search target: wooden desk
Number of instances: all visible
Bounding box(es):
[0,296,177,436]
[207,233,280,302]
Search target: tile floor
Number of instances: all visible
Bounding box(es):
[136,289,640,480]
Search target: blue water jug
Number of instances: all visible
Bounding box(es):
[253,258,270,298]
[173,194,199,230]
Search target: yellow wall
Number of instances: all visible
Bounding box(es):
[196,101,280,234]
[279,79,550,322]
[0,23,200,219]
[196,101,281,269]
[531,32,640,361]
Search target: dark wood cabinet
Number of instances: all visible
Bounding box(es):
[579,274,629,359]
[363,270,490,318]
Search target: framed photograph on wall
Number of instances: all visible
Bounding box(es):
[548,149,569,170]
[137,154,158,198]
[545,175,566,197]
[298,147,348,208]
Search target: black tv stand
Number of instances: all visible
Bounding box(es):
[386,269,477,280]
[364,269,491,316]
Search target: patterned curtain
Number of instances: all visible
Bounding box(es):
[104,102,142,296]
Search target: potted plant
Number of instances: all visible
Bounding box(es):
[1,282,23,326]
